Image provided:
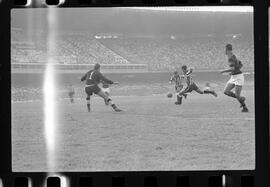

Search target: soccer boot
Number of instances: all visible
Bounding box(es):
[112,104,122,112]
[242,106,248,112]
[239,97,246,108]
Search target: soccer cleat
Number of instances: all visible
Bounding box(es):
[212,91,218,97]
[112,104,122,112]
[174,101,181,105]
[242,107,248,112]
[114,108,122,112]
[239,97,246,108]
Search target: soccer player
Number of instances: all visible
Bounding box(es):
[81,63,122,112]
[169,71,187,105]
[68,84,75,103]
[220,44,248,112]
[177,65,217,104]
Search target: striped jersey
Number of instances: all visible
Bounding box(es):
[182,69,194,86]
[170,74,184,88]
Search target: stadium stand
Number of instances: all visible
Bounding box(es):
[11,29,254,71]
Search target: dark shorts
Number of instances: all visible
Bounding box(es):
[85,85,101,96]
[183,83,199,93]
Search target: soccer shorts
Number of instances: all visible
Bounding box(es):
[182,83,199,93]
[227,73,244,86]
[85,85,101,96]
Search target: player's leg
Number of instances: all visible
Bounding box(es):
[85,87,93,112]
[223,83,236,98]
[235,85,248,112]
[86,95,91,112]
[176,87,190,105]
[96,89,122,112]
[103,88,110,106]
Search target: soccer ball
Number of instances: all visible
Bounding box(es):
[167,93,173,98]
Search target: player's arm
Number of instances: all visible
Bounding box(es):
[220,68,233,74]
[186,68,193,75]
[80,71,89,82]
[98,72,114,84]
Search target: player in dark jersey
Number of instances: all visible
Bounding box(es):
[81,63,122,112]
[68,84,75,103]
[220,44,248,112]
[177,65,217,103]
[169,71,187,105]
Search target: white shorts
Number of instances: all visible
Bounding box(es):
[227,73,244,86]
[102,87,110,94]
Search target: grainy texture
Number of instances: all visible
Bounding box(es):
[12,89,254,172]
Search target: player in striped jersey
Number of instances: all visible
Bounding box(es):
[169,71,187,105]
[220,44,248,112]
[177,65,217,103]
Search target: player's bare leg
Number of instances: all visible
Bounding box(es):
[97,90,122,112]
[86,96,91,112]
[235,85,248,112]
[104,92,109,106]
[223,83,236,98]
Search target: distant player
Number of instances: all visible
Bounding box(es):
[169,71,187,105]
[177,65,217,104]
[81,63,122,112]
[68,84,75,103]
[220,44,248,112]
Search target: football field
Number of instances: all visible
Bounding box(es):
[12,88,255,172]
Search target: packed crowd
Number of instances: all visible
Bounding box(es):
[12,30,254,71]
[100,36,254,71]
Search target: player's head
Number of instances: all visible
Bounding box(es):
[94,63,101,71]
[225,44,233,55]
[181,65,188,73]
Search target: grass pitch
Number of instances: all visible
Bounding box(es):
[12,88,254,172]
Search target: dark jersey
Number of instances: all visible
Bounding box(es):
[81,70,114,86]
[228,55,243,75]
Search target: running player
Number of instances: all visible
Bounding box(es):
[220,44,248,112]
[177,65,217,104]
[81,63,122,112]
[169,71,187,105]
[68,84,75,103]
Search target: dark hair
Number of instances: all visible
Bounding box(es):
[94,63,100,70]
[174,71,178,74]
[181,65,187,70]
[226,44,232,51]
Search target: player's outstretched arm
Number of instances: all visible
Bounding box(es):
[98,72,114,84]
[220,68,232,74]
